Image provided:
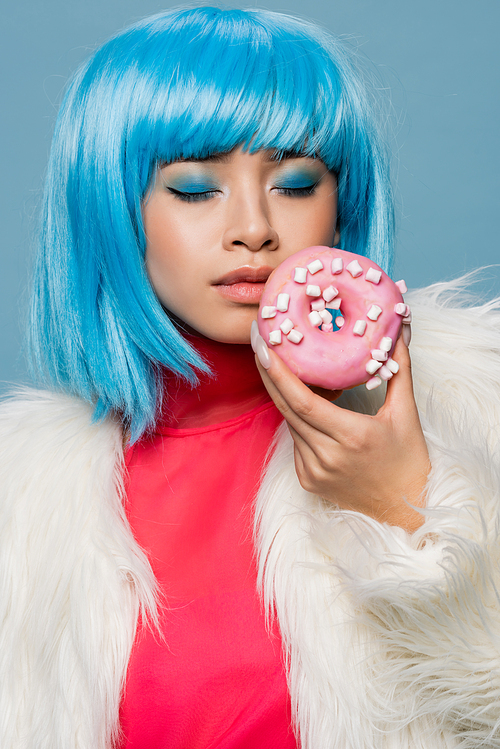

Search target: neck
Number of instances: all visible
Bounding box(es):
[158,333,272,429]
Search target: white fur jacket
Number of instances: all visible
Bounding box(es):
[1,280,500,749]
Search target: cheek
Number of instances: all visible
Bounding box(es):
[314,201,338,243]
[144,217,173,287]
[314,180,338,242]
[144,222,216,331]
[284,195,338,249]
[143,200,192,303]
[145,249,174,303]
[145,241,202,317]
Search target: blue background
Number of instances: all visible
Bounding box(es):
[1,0,499,391]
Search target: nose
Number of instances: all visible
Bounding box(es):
[222,192,279,253]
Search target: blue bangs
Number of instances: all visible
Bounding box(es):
[29,7,394,440]
[136,16,330,164]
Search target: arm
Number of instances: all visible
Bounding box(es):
[254,280,500,743]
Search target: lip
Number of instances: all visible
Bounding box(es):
[213,266,274,304]
[213,266,274,286]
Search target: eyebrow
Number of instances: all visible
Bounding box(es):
[165,149,315,167]
[267,149,313,162]
[173,152,233,165]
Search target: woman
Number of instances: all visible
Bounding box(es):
[1,7,499,748]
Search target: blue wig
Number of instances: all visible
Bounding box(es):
[29,6,395,440]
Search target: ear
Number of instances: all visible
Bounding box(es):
[333,226,341,246]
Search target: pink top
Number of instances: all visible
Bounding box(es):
[119,336,297,748]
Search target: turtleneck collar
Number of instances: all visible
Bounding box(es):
[157,334,273,430]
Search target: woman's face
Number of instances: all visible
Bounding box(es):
[143,147,339,343]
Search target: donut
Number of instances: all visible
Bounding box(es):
[257,246,410,391]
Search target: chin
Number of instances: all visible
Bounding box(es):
[210,330,252,345]
[180,322,252,346]
[199,314,255,345]
[170,304,256,345]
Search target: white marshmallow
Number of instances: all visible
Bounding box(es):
[311,299,326,311]
[366,376,382,391]
[366,359,383,374]
[371,349,388,362]
[353,320,367,336]
[269,330,282,345]
[321,323,334,332]
[307,259,324,274]
[402,310,412,324]
[308,310,323,327]
[329,298,342,310]
[306,284,321,297]
[367,304,382,321]
[380,336,393,352]
[261,306,277,319]
[320,309,333,324]
[386,358,400,374]
[276,293,290,312]
[395,279,408,294]
[336,316,345,328]
[378,365,393,381]
[366,267,382,284]
[294,267,307,283]
[287,329,304,344]
[331,258,343,274]
[395,302,409,316]
[346,259,363,278]
[322,285,338,302]
[280,318,294,334]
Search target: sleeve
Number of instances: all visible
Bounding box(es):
[331,279,500,743]
[0,390,158,749]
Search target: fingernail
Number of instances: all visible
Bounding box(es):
[250,320,259,353]
[255,335,271,369]
[402,324,412,347]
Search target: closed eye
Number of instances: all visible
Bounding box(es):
[274,183,319,197]
[167,187,220,203]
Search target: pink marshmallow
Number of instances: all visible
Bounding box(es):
[311,299,326,311]
[366,376,382,391]
[395,303,409,316]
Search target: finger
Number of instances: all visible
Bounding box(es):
[255,344,358,439]
[256,353,338,443]
[288,420,338,470]
[308,385,344,401]
[382,333,418,414]
[287,423,336,495]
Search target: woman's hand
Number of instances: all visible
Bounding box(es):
[254,327,430,532]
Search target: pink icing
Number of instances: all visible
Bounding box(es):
[258,247,404,390]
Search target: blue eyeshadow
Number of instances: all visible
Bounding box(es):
[275,169,319,189]
[167,177,218,192]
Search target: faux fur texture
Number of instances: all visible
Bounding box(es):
[255,278,500,747]
[1,280,500,748]
[0,391,158,748]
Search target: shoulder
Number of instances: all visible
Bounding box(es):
[0,387,122,459]
[0,389,124,518]
[408,276,500,361]
[407,277,500,423]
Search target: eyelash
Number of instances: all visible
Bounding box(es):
[167,187,219,203]
[275,184,318,197]
[167,182,318,202]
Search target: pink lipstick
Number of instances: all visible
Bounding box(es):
[213,266,273,304]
